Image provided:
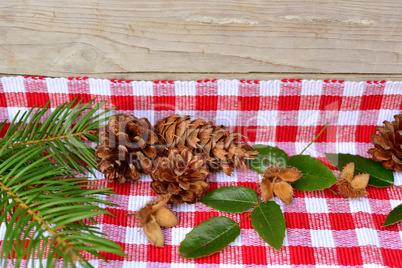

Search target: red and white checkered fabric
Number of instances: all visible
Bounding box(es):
[0,76,401,268]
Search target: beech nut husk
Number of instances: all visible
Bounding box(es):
[260,166,301,205]
[336,162,369,198]
[144,216,164,248]
[154,207,179,228]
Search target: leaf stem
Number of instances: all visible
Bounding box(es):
[393,184,402,189]
[328,188,339,195]
[300,123,329,155]
[237,201,262,224]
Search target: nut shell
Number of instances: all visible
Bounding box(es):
[155,207,179,228]
[144,216,164,248]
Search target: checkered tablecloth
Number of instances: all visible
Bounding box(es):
[0,76,401,268]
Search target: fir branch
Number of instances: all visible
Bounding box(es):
[0,180,69,249]
[0,145,124,268]
[0,98,116,175]
[0,99,124,267]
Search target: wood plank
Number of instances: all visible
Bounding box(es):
[1,0,402,76]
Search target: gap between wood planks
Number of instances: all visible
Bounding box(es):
[1,72,401,82]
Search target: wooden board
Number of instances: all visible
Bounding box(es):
[1,0,402,79]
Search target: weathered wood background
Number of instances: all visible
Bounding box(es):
[1,0,402,80]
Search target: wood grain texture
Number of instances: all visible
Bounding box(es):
[0,0,402,78]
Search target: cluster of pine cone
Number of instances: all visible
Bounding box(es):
[96,114,258,203]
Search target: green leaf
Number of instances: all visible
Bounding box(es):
[383,203,402,227]
[248,144,288,173]
[250,201,286,250]
[288,155,337,191]
[200,186,258,213]
[179,216,240,259]
[325,153,394,187]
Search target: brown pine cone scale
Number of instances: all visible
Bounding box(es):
[151,147,210,204]
[156,115,258,176]
[368,114,402,171]
[96,114,158,184]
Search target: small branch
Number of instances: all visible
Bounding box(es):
[300,123,330,155]
[1,131,90,148]
[0,180,71,250]
[393,184,402,189]
[328,188,339,195]
[237,201,262,224]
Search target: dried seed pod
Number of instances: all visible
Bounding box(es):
[130,194,177,248]
[337,179,368,198]
[154,207,179,228]
[135,204,153,227]
[144,216,164,248]
[337,164,369,198]
[151,194,172,212]
[135,194,172,227]
[273,181,294,205]
[350,174,370,189]
[279,168,302,182]
[260,166,301,204]
[340,162,355,182]
[260,179,274,202]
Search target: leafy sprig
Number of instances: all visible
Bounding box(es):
[0,99,124,267]
[179,186,286,258]
[0,98,113,175]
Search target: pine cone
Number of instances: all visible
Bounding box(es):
[368,114,402,171]
[150,147,210,204]
[96,114,158,183]
[155,115,258,176]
